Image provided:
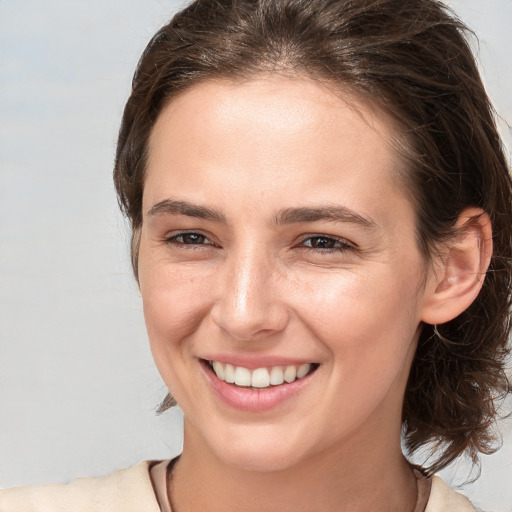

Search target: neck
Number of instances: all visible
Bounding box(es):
[169,421,417,512]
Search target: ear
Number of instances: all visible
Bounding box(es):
[420,208,493,325]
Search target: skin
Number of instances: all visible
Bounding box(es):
[137,77,490,512]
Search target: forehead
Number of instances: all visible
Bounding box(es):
[145,76,408,221]
[149,76,399,157]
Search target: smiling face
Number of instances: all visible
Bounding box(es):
[138,77,435,471]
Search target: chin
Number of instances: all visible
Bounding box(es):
[203,424,316,473]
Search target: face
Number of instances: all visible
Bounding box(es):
[138,77,434,472]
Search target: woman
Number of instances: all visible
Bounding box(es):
[1,0,510,510]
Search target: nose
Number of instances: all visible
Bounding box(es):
[211,245,290,341]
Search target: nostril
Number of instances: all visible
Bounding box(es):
[210,302,290,341]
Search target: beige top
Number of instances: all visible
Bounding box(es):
[0,459,476,512]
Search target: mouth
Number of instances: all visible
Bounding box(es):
[203,359,320,389]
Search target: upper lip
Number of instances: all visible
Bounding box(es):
[200,354,318,369]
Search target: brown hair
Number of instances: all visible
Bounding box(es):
[114,0,512,474]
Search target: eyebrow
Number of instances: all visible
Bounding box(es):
[274,206,376,229]
[147,199,227,223]
[147,199,375,229]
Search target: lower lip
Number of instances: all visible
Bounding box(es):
[200,360,316,412]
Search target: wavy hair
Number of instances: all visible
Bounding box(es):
[114,0,512,474]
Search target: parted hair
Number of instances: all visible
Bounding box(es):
[114,0,512,474]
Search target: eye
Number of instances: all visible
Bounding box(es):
[300,235,353,252]
[165,232,213,246]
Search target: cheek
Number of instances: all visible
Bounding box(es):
[139,259,209,364]
[140,273,212,408]
[297,272,422,426]
[291,266,422,374]
[293,263,421,331]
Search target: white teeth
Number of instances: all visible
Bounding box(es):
[283,365,297,383]
[297,363,311,379]
[269,366,284,385]
[209,361,315,388]
[251,368,270,388]
[212,361,225,380]
[234,366,252,386]
[225,363,235,383]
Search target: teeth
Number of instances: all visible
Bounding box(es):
[252,368,270,388]
[269,366,284,385]
[212,361,225,380]
[225,364,235,383]
[234,366,251,386]
[297,363,310,379]
[283,365,297,383]
[209,361,313,388]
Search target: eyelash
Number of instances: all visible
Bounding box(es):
[164,232,354,253]
[297,235,354,253]
[164,232,214,246]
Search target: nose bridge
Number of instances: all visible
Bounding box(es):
[213,240,288,340]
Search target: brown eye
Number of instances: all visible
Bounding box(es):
[307,237,337,249]
[165,232,211,245]
[180,233,207,244]
[302,236,351,251]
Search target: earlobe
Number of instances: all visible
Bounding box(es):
[420,208,493,325]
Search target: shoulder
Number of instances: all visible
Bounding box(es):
[0,461,163,512]
[425,475,476,512]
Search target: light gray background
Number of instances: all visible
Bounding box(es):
[0,1,511,510]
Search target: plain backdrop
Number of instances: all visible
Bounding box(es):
[0,1,511,510]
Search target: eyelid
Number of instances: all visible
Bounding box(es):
[162,230,355,251]
[297,234,356,251]
[163,230,216,246]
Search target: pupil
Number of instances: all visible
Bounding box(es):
[313,237,333,248]
[184,233,202,243]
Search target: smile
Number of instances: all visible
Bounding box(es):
[207,360,318,388]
